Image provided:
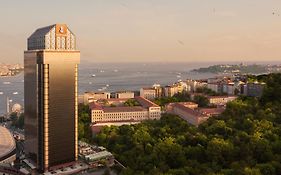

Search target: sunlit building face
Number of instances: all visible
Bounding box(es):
[24,24,80,172]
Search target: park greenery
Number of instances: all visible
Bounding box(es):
[154,90,211,108]
[193,95,209,107]
[124,99,140,107]
[154,91,191,107]
[89,73,281,175]
[78,103,92,142]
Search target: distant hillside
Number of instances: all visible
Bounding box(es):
[191,64,281,74]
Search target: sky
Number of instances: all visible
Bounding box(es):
[0,0,281,63]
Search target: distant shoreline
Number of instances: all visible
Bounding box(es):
[191,63,281,75]
[0,71,23,78]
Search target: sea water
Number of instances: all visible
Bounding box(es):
[0,62,216,115]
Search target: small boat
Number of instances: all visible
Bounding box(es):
[100,70,105,73]
[114,69,118,72]
[91,74,96,77]
[3,82,11,85]
[89,82,92,85]
[177,75,181,78]
[0,92,3,95]
[106,84,109,87]
[13,92,19,95]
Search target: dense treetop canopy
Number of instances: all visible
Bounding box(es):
[83,73,281,175]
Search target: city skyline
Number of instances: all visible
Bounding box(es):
[1,0,281,63]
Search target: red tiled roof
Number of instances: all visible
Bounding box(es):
[174,103,202,117]
[178,102,198,106]
[115,91,134,93]
[199,108,225,116]
[91,125,103,134]
[89,102,103,110]
[207,95,237,99]
[173,103,224,117]
[106,98,130,102]
[141,87,155,91]
[90,97,159,112]
[94,119,142,124]
[103,106,147,113]
[85,91,109,94]
[135,96,159,108]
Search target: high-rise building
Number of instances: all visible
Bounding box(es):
[24,24,80,172]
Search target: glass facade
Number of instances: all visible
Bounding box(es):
[48,62,76,167]
[24,51,80,171]
[24,53,39,164]
[25,24,80,172]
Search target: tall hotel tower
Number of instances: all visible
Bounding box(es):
[24,24,80,171]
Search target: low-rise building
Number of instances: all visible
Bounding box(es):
[164,85,179,97]
[140,85,166,99]
[207,83,221,93]
[208,96,237,105]
[140,88,157,100]
[186,80,208,92]
[140,82,190,99]
[105,98,129,106]
[166,102,223,126]
[207,78,221,84]
[78,141,114,167]
[190,93,206,100]
[83,92,111,104]
[246,82,265,97]
[166,102,198,112]
[152,84,164,98]
[90,96,161,124]
[115,91,135,99]
[199,108,225,116]
[174,81,189,93]
[222,83,235,95]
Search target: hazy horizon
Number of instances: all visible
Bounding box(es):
[2,60,281,65]
[1,0,281,63]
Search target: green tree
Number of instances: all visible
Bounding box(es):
[78,104,92,142]
[206,138,234,165]
[193,95,209,107]
[132,126,152,152]
[124,99,139,107]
